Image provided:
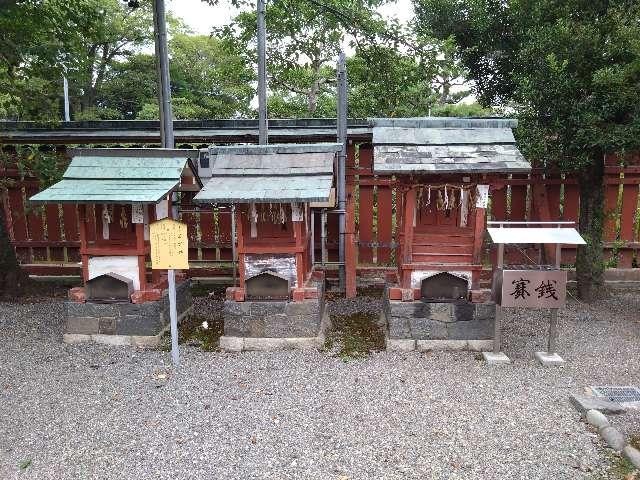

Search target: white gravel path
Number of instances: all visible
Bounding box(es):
[1,291,639,479]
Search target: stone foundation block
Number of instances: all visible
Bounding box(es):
[386,339,416,351]
[401,288,414,302]
[417,340,467,351]
[292,288,306,302]
[388,287,402,300]
[131,289,162,304]
[64,280,191,345]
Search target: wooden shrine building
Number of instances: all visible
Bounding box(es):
[29,148,201,346]
[373,118,531,351]
[194,143,341,351]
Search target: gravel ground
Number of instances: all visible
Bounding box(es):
[1,290,640,479]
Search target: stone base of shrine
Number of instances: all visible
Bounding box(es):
[62,280,192,348]
[220,280,329,352]
[382,286,496,352]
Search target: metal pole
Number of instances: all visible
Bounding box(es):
[321,210,327,265]
[153,0,178,368]
[257,0,268,145]
[310,209,315,265]
[168,269,179,367]
[494,243,504,354]
[63,76,70,122]
[337,51,347,291]
[231,205,237,287]
[547,242,562,353]
[153,0,174,149]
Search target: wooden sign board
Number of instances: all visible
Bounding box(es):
[494,269,567,308]
[150,218,188,270]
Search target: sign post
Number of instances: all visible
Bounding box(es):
[486,222,586,366]
[150,218,188,367]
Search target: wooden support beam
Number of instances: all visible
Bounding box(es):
[136,220,146,291]
[235,206,245,288]
[78,205,89,283]
[402,188,416,288]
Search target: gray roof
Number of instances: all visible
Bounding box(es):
[194,143,339,204]
[372,117,530,174]
[30,148,200,204]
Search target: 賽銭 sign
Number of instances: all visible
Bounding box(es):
[494,269,567,309]
[150,218,188,270]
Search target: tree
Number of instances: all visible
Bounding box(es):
[414,0,640,301]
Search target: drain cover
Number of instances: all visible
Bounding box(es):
[590,386,640,403]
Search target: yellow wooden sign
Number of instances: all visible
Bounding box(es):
[150,218,189,270]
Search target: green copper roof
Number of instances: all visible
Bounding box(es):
[30,148,200,204]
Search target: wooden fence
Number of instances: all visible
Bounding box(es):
[2,145,640,276]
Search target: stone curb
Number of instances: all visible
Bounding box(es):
[582,407,640,464]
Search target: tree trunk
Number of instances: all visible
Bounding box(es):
[575,153,605,302]
[0,195,29,297]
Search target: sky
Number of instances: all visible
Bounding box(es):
[167,0,415,35]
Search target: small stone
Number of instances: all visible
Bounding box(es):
[585,409,609,429]
[482,351,511,365]
[623,445,640,469]
[569,394,627,414]
[600,426,626,452]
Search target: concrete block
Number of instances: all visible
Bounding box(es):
[62,333,92,344]
[219,336,243,352]
[535,351,566,366]
[389,301,428,319]
[116,314,164,337]
[98,317,117,335]
[65,316,99,335]
[250,301,287,316]
[482,351,511,365]
[91,334,132,347]
[243,337,286,351]
[224,300,252,316]
[467,340,493,351]
[429,303,454,322]
[387,316,411,338]
[600,426,625,452]
[284,300,320,317]
[408,317,448,339]
[447,319,493,340]
[416,339,467,351]
[569,394,627,415]
[401,288,414,302]
[386,338,416,352]
[130,335,162,349]
[475,302,496,321]
[623,446,640,469]
[586,409,610,429]
[453,302,474,322]
[282,337,322,350]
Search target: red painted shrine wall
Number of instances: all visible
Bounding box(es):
[3,147,640,276]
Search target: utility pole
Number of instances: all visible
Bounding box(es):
[153,0,174,150]
[257,0,268,145]
[152,0,179,367]
[337,51,347,291]
[63,76,70,122]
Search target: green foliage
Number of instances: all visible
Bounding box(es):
[414,0,640,300]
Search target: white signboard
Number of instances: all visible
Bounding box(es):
[132,204,145,224]
[476,184,489,209]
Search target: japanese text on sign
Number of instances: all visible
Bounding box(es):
[496,269,567,308]
[150,218,189,270]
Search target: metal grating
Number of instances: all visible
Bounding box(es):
[590,386,640,404]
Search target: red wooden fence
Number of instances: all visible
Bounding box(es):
[2,146,640,276]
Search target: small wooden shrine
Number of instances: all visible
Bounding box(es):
[30,148,201,346]
[194,143,341,351]
[373,118,531,351]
